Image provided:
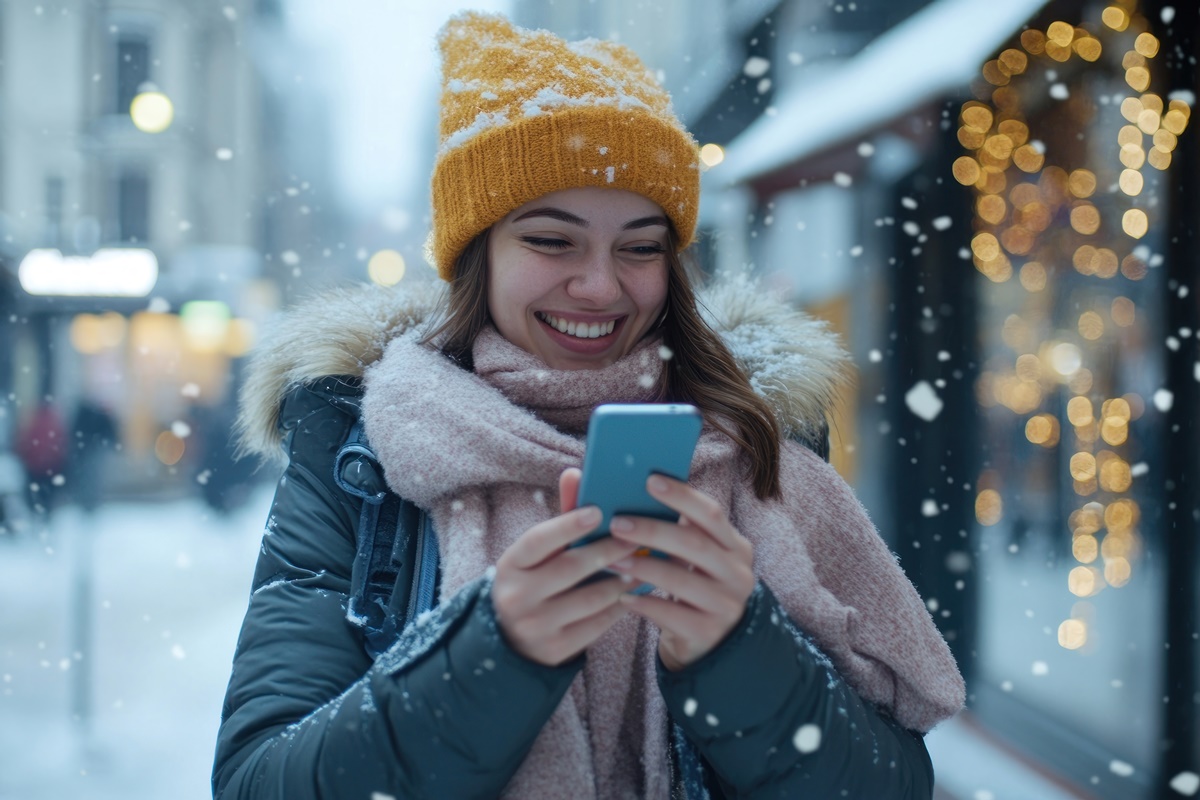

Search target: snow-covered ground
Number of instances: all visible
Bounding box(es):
[0,488,270,800]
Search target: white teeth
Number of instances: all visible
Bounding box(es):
[540,313,616,339]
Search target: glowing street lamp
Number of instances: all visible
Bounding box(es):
[130,84,174,133]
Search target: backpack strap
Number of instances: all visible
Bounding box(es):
[334,417,437,659]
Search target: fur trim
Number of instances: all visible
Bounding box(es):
[236,275,852,460]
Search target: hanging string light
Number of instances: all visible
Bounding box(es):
[956,0,1191,651]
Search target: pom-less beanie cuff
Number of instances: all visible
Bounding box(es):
[429,12,701,281]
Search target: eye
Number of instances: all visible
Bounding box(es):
[520,236,571,250]
[623,244,666,257]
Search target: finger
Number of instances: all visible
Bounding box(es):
[610,517,746,586]
[550,601,630,664]
[559,467,581,514]
[506,505,602,570]
[646,475,742,550]
[611,554,743,616]
[620,592,709,640]
[538,575,630,630]
[529,536,640,602]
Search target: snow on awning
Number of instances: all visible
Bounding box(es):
[716,0,1051,186]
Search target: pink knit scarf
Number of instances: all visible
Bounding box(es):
[362,326,964,799]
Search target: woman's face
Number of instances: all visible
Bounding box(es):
[486,186,670,370]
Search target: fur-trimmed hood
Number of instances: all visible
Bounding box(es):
[237,275,852,460]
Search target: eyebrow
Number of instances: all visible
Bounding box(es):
[511,207,669,231]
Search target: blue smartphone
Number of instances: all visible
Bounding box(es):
[573,403,703,592]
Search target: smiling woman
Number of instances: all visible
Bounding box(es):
[212,11,964,800]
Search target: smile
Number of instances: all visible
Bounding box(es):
[536,312,618,339]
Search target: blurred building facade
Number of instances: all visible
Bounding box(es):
[0,0,324,511]
[518,1,1196,798]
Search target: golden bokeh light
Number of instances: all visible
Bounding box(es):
[977,195,1008,225]
[1122,51,1146,70]
[1046,21,1075,47]
[971,232,1001,261]
[1067,368,1094,395]
[1020,29,1047,54]
[1122,208,1149,238]
[1137,109,1161,134]
[1073,244,1097,275]
[982,60,1010,86]
[1073,37,1102,62]
[1101,416,1128,446]
[1119,168,1143,196]
[1117,124,1142,146]
[1070,452,1097,482]
[1025,413,1060,447]
[997,119,1029,144]
[975,489,1003,526]
[1058,618,1088,649]
[1162,109,1188,135]
[1119,143,1146,169]
[1015,353,1041,382]
[1078,310,1104,340]
[983,134,1015,160]
[1070,204,1101,235]
[1012,144,1045,172]
[1126,67,1151,93]
[1147,146,1172,170]
[130,90,174,134]
[1067,396,1094,426]
[1105,556,1132,588]
[1105,498,1137,530]
[1120,97,1143,123]
[1140,93,1163,114]
[1111,296,1135,327]
[1067,169,1097,198]
[962,104,994,132]
[1000,226,1035,255]
[1073,534,1098,564]
[978,166,1007,194]
[1134,32,1160,58]
[1093,248,1118,278]
[1121,253,1147,279]
[1068,566,1100,597]
[952,156,982,185]
[1019,261,1047,292]
[1099,456,1133,492]
[1101,6,1129,31]
[998,49,1029,76]
[959,127,987,149]
[1153,129,1178,150]
[698,143,725,167]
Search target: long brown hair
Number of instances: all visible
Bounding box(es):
[421,227,782,499]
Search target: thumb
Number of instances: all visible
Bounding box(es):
[559,467,582,514]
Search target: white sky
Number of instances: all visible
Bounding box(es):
[285,1,513,220]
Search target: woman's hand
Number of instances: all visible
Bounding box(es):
[608,475,755,672]
[491,467,639,667]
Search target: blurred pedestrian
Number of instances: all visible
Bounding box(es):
[67,398,119,514]
[214,12,964,799]
[14,400,67,520]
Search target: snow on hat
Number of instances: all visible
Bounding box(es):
[428,11,701,281]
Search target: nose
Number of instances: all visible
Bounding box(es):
[566,252,622,306]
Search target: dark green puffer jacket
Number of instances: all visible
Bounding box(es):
[212,281,946,798]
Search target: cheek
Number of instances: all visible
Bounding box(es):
[628,265,669,315]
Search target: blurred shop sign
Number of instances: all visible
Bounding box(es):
[17,248,158,297]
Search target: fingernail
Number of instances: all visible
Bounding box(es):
[610,516,634,532]
[580,506,601,525]
[648,475,669,493]
[612,557,634,570]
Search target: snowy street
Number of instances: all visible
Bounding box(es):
[0,488,269,800]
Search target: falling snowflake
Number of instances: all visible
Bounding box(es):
[742,56,770,77]
[1109,760,1134,777]
[1170,771,1199,796]
[905,381,943,421]
[792,724,821,753]
[1153,389,1174,412]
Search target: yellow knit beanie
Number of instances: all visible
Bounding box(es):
[429,11,701,281]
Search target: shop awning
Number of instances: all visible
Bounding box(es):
[716,0,1051,186]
